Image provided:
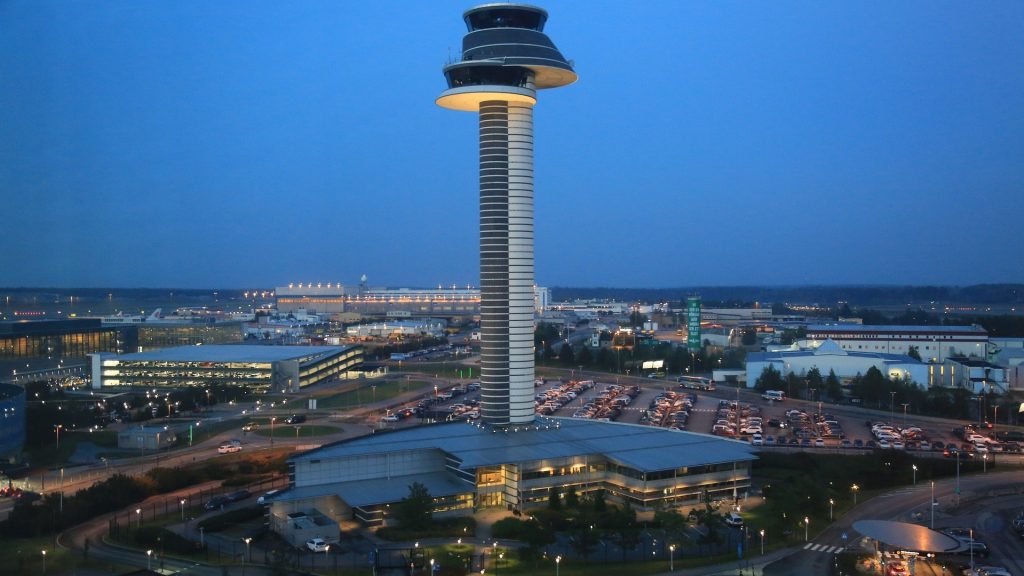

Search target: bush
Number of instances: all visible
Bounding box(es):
[491,517,527,539]
[377,516,476,541]
[134,526,205,555]
[198,506,265,533]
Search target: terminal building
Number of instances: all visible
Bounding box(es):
[90,344,362,392]
[274,284,550,317]
[1,319,122,360]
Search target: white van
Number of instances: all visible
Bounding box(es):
[762,390,786,401]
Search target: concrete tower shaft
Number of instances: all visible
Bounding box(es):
[437,3,575,427]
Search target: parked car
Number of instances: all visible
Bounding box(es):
[226,490,252,503]
[241,422,259,432]
[306,538,329,553]
[284,414,306,425]
[257,489,281,506]
[204,495,230,511]
[724,512,744,527]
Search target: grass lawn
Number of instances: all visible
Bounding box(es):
[253,424,341,439]
[0,534,134,576]
[23,429,117,468]
[316,379,430,409]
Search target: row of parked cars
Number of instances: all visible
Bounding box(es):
[711,401,761,438]
[538,379,595,416]
[569,383,640,422]
[641,390,697,430]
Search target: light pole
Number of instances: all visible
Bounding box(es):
[556,555,561,576]
[912,464,917,486]
[851,484,859,505]
[136,507,142,529]
[804,517,810,542]
[760,529,765,555]
[244,537,252,562]
[930,480,936,529]
[956,450,961,503]
[41,550,46,575]
[180,498,186,521]
[829,498,834,521]
[430,558,435,574]
[270,416,276,446]
[147,549,153,571]
[983,453,987,473]
[889,391,896,427]
[55,424,63,451]
[669,544,675,571]
[901,403,910,429]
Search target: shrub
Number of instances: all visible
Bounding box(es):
[491,517,526,539]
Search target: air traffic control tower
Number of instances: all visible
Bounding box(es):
[437,4,576,427]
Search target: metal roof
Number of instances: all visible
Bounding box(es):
[852,520,962,553]
[273,472,473,508]
[112,345,354,363]
[808,324,986,335]
[294,418,757,473]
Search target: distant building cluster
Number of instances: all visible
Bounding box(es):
[275,283,550,317]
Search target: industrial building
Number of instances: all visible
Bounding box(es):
[805,324,988,362]
[90,344,362,392]
[746,339,929,388]
[0,319,121,360]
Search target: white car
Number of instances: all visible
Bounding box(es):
[257,489,281,506]
[724,512,744,527]
[306,538,329,553]
[218,441,242,454]
[750,434,763,446]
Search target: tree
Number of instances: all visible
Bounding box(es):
[577,345,594,366]
[564,485,579,509]
[741,329,757,346]
[547,487,561,510]
[825,369,842,401]
[786,372,803,399]
[395,482,432,530]
[754,365,784,392]
[559,342,576,365]
[907,345,922,361]
[806,368,824,400]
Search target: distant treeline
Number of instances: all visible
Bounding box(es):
[551,284,1024,307]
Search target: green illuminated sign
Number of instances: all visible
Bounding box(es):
[687,296,701,351]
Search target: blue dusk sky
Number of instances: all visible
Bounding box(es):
[2,1,1022,289]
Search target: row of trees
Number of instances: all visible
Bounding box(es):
[754,366,842,401]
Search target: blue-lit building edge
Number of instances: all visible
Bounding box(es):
[0,384,26,460]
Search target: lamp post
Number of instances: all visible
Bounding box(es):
[912,464,917,486]
[556,555,561,576]
[41,550,46,575]
[983,453,987,473]
[956,450,961,503]
[901,403,910,429]
[270,416,276,446]
[147,549,153,571]
[136,507,142,529]
[669,544,675,571]
[851,484,859,505]
[930,480,936,529]
[180,498,186,521]
[55,424,63,451]
[889,391,896,427]
[804,517,810,541]
[829,498,834,521]
[244,537,252,563]
[760,529,765,555]
[430,558,435,574]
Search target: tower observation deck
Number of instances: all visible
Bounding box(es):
[437,4,576,427]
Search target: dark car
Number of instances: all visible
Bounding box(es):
[226,490,252,503]
[865,440,877,448]
[204,495,230,511]
[854,439,864,448]
[284,414,306,424]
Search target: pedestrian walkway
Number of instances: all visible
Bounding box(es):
[802,542,845,554]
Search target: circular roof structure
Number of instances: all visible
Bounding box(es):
[852,520,962,553]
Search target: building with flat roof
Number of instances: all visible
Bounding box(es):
[1,319,122,361]
[805,324,987,362]
[747,339,929,388]
[275,284,550,318]
[272,418,755,527]
[90,344,362,392]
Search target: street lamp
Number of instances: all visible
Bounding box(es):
[983,453,988,473]
[901,403,910,429]
[430,558,435,574]
[41,550,46,575]
[760,529,765,555]
[244,537,252,563]
[889,391,896,427]
[804,517,810,542]
[147,549,153,571]
[669,544,675,571]
[829,498,834,521]
[912,464,917,485]
[930,480,936,529]
[556,555,562,576]
[270,416,276,446]
[851,484,859,505]
[136,507,142,529]
[180,498,187,521]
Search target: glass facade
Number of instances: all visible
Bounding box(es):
[0,320,120,359]
[137,323,244,350]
